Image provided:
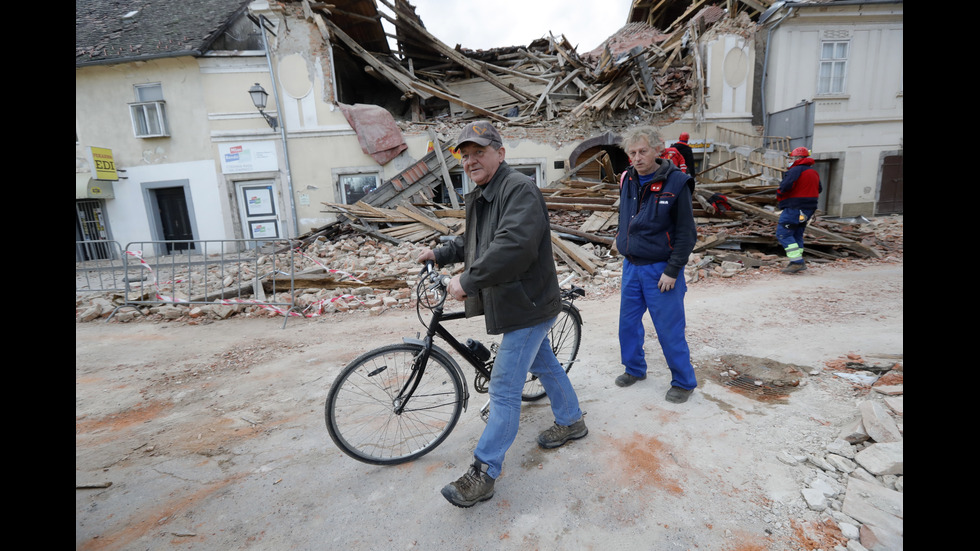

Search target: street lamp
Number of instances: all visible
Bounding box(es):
[248,83,278,130]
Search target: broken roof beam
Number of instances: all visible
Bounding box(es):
[663,0,711,35]
[322,18,419,99]
[411,80,510,122]
[478,60,552,84]
[378,0,537,104]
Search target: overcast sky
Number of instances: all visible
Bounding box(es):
[382,1,632,54]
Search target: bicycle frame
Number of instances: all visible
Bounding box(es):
[392,263,583,416]
[397,304,486,415]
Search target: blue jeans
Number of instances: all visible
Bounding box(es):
[474,317,582,479]
[619,259,697,390]
[776,208,815,263]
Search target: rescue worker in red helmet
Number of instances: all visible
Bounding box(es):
[776,147,822,273]
[673,132,697,178]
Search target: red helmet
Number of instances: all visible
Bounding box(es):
[679,132,690,143]
[790,147,810,157]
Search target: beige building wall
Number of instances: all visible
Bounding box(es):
[762,3,903,216]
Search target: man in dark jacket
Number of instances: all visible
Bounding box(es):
[776,147,822,274]
[614,126,698,404]
[417,121,586,508]
[673,132,697,178]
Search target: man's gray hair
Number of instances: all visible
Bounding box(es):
[621,126,664,150]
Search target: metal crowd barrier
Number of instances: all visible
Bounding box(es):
[75,240,129,293]
[75,239,300,327]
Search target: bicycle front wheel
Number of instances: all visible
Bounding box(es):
[325,344,464,465]
[523,302,583,401]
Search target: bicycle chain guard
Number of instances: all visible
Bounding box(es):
[473,342,498,394]
[474,372,489,393]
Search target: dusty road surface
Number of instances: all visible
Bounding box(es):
[76,261,903,551]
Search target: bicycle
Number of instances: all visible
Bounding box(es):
[325,261,585,466]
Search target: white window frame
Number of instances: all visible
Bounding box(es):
[817,41,849,95]
[334,168,381,205]
[129,83,170,138]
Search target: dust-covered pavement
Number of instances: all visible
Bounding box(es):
[75,261,903,551]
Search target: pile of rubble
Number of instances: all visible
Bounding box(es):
[782,356,904,551]
[74,211,902,324]
[309,0,757,140]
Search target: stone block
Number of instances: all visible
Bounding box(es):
[858,400,901,443]
[854,441,903,476]
[842,477,903,541]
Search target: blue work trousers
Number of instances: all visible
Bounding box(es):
[474,317,583,479]
[619,259,697,390]
[776,208,815,263]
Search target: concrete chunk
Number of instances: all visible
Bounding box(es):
[854,441,903,476]
[842,476,903,535]
[858,400,901,443]
[839,417,870,444]
[801,487,828,511]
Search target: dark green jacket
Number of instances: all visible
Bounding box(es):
[433,162,561,335]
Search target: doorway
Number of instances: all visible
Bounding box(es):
[153,187,194,252]
[142,179,197,254]
[877,155,903,215]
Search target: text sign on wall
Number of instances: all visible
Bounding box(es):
[220,141,279,174]
[90,147,118,180]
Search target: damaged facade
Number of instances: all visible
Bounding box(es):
[75,0,902,261]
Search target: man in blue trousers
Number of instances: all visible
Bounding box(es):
[614,126,698,404]
[776,147,822,274]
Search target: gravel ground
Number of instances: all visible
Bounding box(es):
[76,253,903,551]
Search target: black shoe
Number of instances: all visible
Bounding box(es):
[665,386,694,403]
[441,461,495,508]
[537,417,589,449]
[615,372,646,387]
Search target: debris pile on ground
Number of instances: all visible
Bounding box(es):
[75,211,902,325]
[701,352,904,551]
[792,355,904,551]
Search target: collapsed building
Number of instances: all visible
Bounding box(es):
[76,0,903,280]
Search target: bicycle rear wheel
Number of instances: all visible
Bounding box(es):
[326,344,464,465]
[522,302,583,401]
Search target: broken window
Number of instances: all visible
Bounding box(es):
[817,41,848,95]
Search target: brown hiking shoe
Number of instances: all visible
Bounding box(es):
[537,417,589,449]
[441,461,495,508]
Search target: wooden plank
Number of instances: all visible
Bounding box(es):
[579,211,617,233]
[709,192,883,258]
[321,18,418,98]
[427,129,459,209]
[395,204,452,234]
[378,0,536,103]
[411,80,509,123]
[264,274,406,291]
[551,223,614,246]
[550,233,597,275]
[552,245,591,279]
[546,202,617,212]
